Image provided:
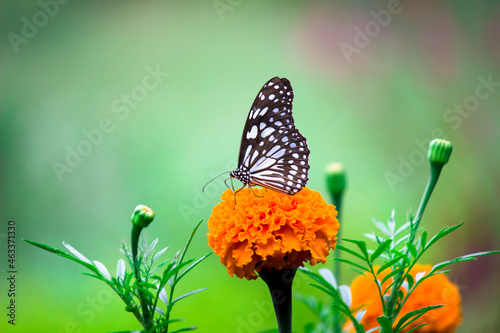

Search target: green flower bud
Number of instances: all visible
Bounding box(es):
[325,162,347,195]
[428,139,453,166]
[131,204,155,228]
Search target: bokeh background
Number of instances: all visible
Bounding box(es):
[1,1,499,332]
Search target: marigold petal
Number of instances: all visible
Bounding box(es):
[207,187,339,280]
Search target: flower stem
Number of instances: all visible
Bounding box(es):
[409,164,442,244]
[331,192,343,333]
[131,224,152,330]
[382,164,444,332]
[259,268,297,333]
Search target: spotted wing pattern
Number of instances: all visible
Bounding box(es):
[230,77,310,195]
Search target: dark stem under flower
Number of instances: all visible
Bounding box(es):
[259,267,297,333]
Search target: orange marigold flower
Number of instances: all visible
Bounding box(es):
[207,187,339,280]
[345,264,462,333]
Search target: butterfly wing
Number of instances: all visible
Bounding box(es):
[236,77,310,195]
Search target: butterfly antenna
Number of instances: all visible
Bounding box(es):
[202,171,231,192]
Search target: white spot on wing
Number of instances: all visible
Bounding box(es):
[261,127,275,138]
[247,125,258,139]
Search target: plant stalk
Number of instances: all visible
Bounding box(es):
[131,224,152,330]
[260,268,297,333]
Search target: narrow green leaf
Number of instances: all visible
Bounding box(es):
[23,239,97,273]
[336,244,367,261]
[405,323,428,333]
[419,231,427,250]
[172,288,207,304]
[394,221,412,237]
[343,239,369,260]
[425,222,464,250]
[380,268,404,287]
[168,326,197,333]
[176,252,213,282]
[394,304,443,332]
[406,274,414,290]
[406,242,418,259]
[332,257,369,272]
[377,255,405,275]
[370,239,393,263]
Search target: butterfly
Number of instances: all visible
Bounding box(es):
[228,77,310,195]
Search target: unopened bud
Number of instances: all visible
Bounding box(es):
[428,139,452,166]
[325,162,347,195]
[131,205,155,228]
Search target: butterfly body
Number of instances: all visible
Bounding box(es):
[231,77,310,195]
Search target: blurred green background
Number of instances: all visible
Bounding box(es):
[1,1,499,332]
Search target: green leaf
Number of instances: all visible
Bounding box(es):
[425,222,464,250]
[376,316,393,333]
[394,304,443,332]
[406,242,418,259]
[419,231,427,250]
[168,326,197,333]
[377,255,405,275]
[24,239,100,275]
[429,251,499,274]
[370,239,393,263]
[380,267,404,287]
[176,252,213,282]
[405,323,428,333]
[343,239,369,260]
[336,244,367,261]
[172,288,207,304]
[332,257,369,272]
[406,273,414,290]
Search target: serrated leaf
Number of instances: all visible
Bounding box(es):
[117,259,126,282]
[93,260,111,280]
[318,268,337,289]
[338,285,352,308]
[62,242,92,264]
[370,239,393,263]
